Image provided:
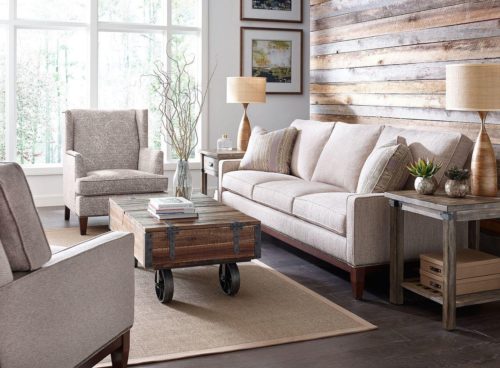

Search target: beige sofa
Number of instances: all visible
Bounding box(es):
[219,120,473,299]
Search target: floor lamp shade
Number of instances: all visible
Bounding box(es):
[446,64,500,196]
[227,77,266,151]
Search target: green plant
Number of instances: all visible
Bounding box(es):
[407,158,442,178]
[445,166,470,181]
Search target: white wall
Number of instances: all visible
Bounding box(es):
[28,1,310,206]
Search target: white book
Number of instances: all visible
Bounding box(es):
[149,197,194,210]
[148,209,198,220]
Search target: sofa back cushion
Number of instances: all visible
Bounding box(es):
[0,241,13,287]
[311,123,384,192]
[0,163,52,271]
[239,126,298,174]
[290,119,335,181]
[66,109,141,172]
[376,126,473,187]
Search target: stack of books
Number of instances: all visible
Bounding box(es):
[148,197,198,220]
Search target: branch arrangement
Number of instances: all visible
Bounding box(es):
[151,49,214,161]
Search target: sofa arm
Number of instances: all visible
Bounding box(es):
[63,150,86,209]
[218,159,242,201]
[0,232,135,368]
[346,193,390,266]
[139,148,164,175]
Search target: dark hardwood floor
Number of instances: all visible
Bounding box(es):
[39,207,500,368]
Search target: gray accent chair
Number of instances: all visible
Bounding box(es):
[0,162,135,368]
[64,109,168,235]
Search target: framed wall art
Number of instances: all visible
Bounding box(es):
[240,0,303,23]
[240,27,303,94]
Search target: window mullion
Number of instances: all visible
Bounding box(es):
[5,0,16,161]
[89,0,98,108]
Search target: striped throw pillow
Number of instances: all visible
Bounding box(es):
[356,137,412,193]
[239,126,298,174]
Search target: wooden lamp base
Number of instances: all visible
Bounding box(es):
[237,103,251,151]
[471,111,497,197]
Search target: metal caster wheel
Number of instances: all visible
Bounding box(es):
[219,263,240,296]
[155,269,174,303]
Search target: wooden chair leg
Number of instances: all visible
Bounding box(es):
[111,330,130,368]
[64,206,70,221]
[350,267,366,300]
[79,216,88,236]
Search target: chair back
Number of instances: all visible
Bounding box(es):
[0,163,51,271]
[65,109,148,172]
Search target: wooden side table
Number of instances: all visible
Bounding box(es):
[385,190,500,330]
[200,149,245,195]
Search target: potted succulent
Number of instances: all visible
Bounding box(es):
[407,159,442,195]
[444,167,470,198]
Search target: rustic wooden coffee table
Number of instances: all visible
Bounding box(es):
[109,193,261,303]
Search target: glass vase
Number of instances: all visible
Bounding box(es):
[173,160,193,200]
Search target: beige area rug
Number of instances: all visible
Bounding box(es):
[45,227,376,366]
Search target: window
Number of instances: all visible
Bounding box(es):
[0,0,204,166]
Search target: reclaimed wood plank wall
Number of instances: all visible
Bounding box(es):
[310,0,500,143]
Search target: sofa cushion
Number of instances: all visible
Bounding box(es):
[239,126,298,174]
[290,119,336,181]
[357,138,412,193]
[312,123,384,192]
[76,169,168,196]
[293,192,351,236]
[0,241,13,287]
[0,163,52,271]
[376,126,473,187]
[67,109,140,172]
[222,170,298,199]
[253,180,341,214]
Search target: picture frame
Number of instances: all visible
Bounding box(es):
[240,27,303,95]
[240,0,303,23]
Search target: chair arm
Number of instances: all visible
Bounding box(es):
[0,232,135,368]
[218,159,242,201]
[139,148,164,175]
[64,150,86,179]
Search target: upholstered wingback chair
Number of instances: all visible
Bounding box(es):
[64,109,168,235]
[0,162,134,368]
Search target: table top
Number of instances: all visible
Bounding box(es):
[385,190,500,212]
[109,193,260,232]
[200,149,245,159]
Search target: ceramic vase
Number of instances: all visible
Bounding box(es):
[414,176,437,195]
[445,179,469,198]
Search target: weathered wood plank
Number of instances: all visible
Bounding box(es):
[312,36,500,70]
[310,93,445,109]
[310,58,500,83]
[312,19,500,56]
[310,0,393,20]
[310,104,500,124]
[309,113,500,144]
[311,1,500,45]
[310,80,445,94]
[311,0,468,31]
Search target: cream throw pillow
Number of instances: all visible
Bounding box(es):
[356,137,412,193]
[239,126,298,174]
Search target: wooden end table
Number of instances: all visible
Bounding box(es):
[109,193,261,303]
[200,149,245,195]
[385,190,500,330]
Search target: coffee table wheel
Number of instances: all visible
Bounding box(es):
[155,269,174,303]
[219,263,240,296]
[134,257,138,268]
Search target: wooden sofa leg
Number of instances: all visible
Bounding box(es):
[79,217,88,236]
[64,206,70,220]
[350,268,366,300]
[111,330,130,368]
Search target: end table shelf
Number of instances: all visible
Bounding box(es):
[401,280,500,308]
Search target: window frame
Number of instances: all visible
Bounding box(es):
[0,0,207,171]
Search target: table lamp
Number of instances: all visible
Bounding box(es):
[446,64,500,197]
[227,77,266,151]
